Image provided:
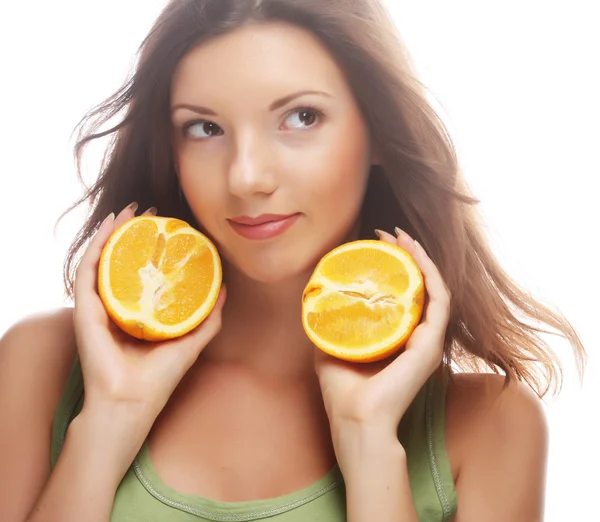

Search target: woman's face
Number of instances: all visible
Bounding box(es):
[171,22,374,283]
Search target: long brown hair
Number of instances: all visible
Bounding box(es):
[61,0,585,397]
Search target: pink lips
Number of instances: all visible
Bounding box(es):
[228,213,300,240]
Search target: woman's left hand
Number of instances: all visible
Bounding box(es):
[314,228,452,455]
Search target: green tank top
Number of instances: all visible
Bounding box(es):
[50,357,458,521]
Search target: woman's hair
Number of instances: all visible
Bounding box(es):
[61,0,585,397]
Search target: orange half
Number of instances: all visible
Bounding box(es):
[302,240,424,362]
[98,216,222,341]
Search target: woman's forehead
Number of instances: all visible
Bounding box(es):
[170,23,349,105]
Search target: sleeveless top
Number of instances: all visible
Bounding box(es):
[50,357,458,521]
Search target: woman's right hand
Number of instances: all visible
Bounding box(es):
[72,203,225,432]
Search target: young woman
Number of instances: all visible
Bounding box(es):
[0,1,585,521]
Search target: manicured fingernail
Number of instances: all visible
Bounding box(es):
[414,240,423,251]
[145,206,158,215]
[394,226,406,238]
[374,229,384,239]
[101,212,115,228]
[126,201,139,213]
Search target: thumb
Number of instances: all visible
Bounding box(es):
[153,285,227,373]
[181,285,227,359]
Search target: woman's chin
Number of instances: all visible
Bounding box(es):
[221,249,318,287]
[236,262,313,286]
[218,234,344,287]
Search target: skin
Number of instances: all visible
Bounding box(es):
[0,22,548,522]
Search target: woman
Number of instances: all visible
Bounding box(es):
[0,0,585,521]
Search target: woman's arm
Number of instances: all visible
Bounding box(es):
[26,403,149,522]
[10,204,226,522]
[338,373,547,522]
[0,309,77,522]
[335,426,418,522]
[447,373,549,522]
[0,310,147,522]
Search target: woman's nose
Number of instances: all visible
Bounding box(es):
[227,131,277,199]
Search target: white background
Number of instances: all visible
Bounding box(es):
[0,1,597,519]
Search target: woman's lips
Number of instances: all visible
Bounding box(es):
[228,213,301,240]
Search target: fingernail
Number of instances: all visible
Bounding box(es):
[126,201,139,213]
[101,212,115,228]
[414,239,423,251]
[374,229,384,239]
[394,226,405,238]
[145,206,158,216]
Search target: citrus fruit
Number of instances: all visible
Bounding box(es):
[98,216,222,341]
[301,240,424,362]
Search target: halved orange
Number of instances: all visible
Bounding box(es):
[98,216,222,341]
[302,240,424,362]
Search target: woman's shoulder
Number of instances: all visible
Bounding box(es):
[0,306,78,408]
[1,306,76,346]
[445,372,548,517]
[1,306,77,359]
[445,372,547,439]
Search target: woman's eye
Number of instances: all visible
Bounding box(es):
[282,108,322,130]
[183,121,224,139]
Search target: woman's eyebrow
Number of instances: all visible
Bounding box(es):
[171,103,216,116]
[171,89,332,116]
[268,89,332,111]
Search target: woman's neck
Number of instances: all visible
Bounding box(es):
[199,263,317,379]
[199,220,363,378]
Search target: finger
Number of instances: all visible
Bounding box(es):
[113,201,139,228]
[312,348,354,396]
[375,343,442,414]
[411,240,451,327]
[73,202,138,313]
[391,227,450,322]
[374,229,396,245]
[393,227,419,258]
[141,206,158,216]
[142,294,225,398]
[73,212,116,310]
[375,228,419,263]
[157,285,227,366]
[313,345,350,378]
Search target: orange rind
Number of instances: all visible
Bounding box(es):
[302,240,424,362]
[98,216,222,341]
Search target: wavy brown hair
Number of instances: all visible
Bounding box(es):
[61,0,585,397]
